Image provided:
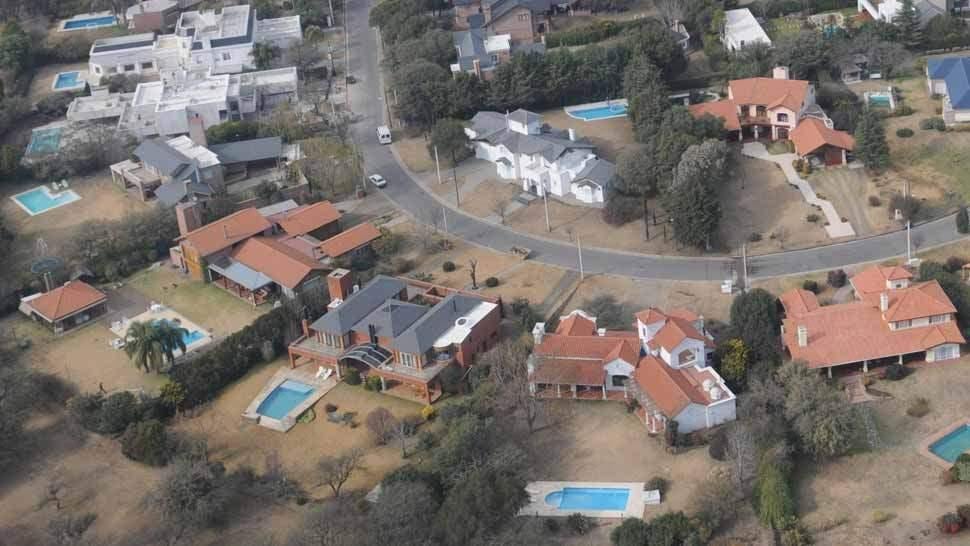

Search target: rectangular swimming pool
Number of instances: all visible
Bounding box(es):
[27,128,62,155]
[568,104,628,121]
[11,186,81,216]
[53,71,84,90]
[62,15,116,30]
[929,424,970,463]
[257,380,316,420]
[545,487,630,511]
[153,318,206,346]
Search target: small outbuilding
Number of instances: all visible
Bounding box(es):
[19,280,108,334]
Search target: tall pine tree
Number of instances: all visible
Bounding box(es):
[854,109,890,171]
[892,0,923,50]
[665,141,728,249]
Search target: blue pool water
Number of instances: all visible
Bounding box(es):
[257,380,315,420]
[27,128,62,155]
[12,187,81,215]
[929,424,970,463]
[545,487,630,511]
[868,95,892,106]
[54,72,82,89]
[153,319,206,346]
[569,104,628,121]
[63,16,116,29]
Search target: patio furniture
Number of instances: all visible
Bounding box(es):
[326,411,343,423]
[643,490,661,505]
[109,337,126,349]
[315,366,333,380]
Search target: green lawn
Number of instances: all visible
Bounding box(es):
[920,143,970,200]
[766,17,803,40]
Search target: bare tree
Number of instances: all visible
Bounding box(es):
[773,226,790,250]
[365,407,398,445]
[491,198,507,225]
[653,0,685,26]
[725,422,757,487]
[468,258,479,289]
[483,341,545,433]
[317,448,364,498]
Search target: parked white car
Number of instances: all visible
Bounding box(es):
[368,174,387,188]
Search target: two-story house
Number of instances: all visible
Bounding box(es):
[465,109,615,205]
[454,0,560,43]
[780,264,965,378]
[449,29,512,80]
[528,308,736,434]
[287,271,502,403]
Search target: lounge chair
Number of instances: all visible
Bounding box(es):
[326,411,343,423]
[643,490,661,505]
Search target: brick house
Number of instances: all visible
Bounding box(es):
[780,264,966,377]
[454,0,562,43]
[19,281,109,335]
[528,308,736,434]
[287,271,503,403]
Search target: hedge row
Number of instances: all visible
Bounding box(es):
[545,18,648,48]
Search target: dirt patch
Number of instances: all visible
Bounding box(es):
[479,261,567,310]
[26,61,89,105]
[392,134,435,174]
[456,179,521,220]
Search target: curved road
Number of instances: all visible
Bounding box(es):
[344,0,966,281]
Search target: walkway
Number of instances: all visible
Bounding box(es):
[741,142,855,238]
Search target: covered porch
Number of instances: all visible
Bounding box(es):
[532,382,629,401]
[208,257,274,307]
[342,343,447,405]
[110,159,162,201]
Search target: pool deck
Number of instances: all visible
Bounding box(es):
[51,71,88,92]
[242,366,338,432]
[110,306,212,357]
[919,418,970,469]
[518,481,647,519]
[10,186,81,216]
[564,98,629,121]
[59,11,117,31]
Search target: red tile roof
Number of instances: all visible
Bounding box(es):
[277,201,341,236]
[790,118,855,156]
[529,357,606,386]
[729,77,810,112]
[25,281,107,322]
[779,289,820,317]
[635,308,667,325]
[231,237,327,289]
[850,265,914,295]
[688,100,741,131]
[858,281,957,322]
[318,223,382,258]
[633,355,714,417]
[647,317,715,352]
[178,207,272,257]
[534,333,639,365]
[556,312,597,336]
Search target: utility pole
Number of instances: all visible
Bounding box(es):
[643,197,649,239]
[383,87,393,128]
[906,220,913,263]
[577,234,584,280]
[741,242,749,292]
[433,146,442,185]
[442,207,448,233]
[452,161,461,207]
[344,4,350,111]
[542,183,551,232]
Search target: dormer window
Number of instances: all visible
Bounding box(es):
[777,113,789,123]
[678,348,696,365]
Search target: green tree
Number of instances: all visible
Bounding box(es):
[432,468,528,544]
[0,21,33,76]
[121,419,171,466]
[854,108,889,171]
[893,0,923,50]
[777,360,859,458]
[719,338,750,387]
[427,118,469,168]
[729,288,780,364]
[754,454,795,529]
[394,60,452,130]
[610,518,650,546]
[123,320,187,373]
[958,207,969,234]
[665,140,730,249]
[251,41,280,70]
[771,30,830,80]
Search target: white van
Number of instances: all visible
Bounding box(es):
[377,125,392,144]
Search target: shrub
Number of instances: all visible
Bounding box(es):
[99,392,140,435]
[957,504,970,524]
[708,430,727,461]
[365,407,397,445]
[442,260,456,272]
[418,430,436,450]
[919,117,946,131]
[938,512,963,534]
[868,195,881,207]
[748,232,762,242]
[120,419,171,466]
[953,453,970,482]
[942,468,957,485]
[906,397,930,418]
[364,375,383,391]
[958,207,970,234]
[646,476,668,495]
[324,403,338,413]
[438,365,466,395]
[484,276,499,288]
[566,513,592,535]
[895,104,914,116]
[66,393,105,432]
[421,405,436,421]
[544,517,561,533]
[827,269,847,288]
[802,280,819,293]
[889,193,921,221]
[392,257,415,274]
[664,420,679,449]
[945,256,967,273]
[895,128,914,138]
[883,363,908,381]
[400,414,422,436]
[871,510,894,524]
[780,520,811,546]
[345,368,362,385]
[806,213,820,223]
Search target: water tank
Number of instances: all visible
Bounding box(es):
[709,387,722,401]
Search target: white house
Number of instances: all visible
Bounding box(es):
[88,4,301,83]
[857,0,948,24]
[528,307,736,434]
[465,109,615,205]
[721,8,771,52]
[926,56,970,125]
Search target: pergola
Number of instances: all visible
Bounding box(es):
[208,258,273,307]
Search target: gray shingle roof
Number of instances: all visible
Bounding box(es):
[392,293,483,355]
[208,137,283,164]
[134,139,191,178]
[508,108,541,126]
[352,300,428,339]
[154,178,212,207]
[453,29,496,72]
[311,276,407,335]
[574,158,616,189]
[468,110,595,162]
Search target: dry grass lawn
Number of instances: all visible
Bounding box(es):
[456,179,521,220]
[393,134,435,174]
[539,108,636,162]
[26,61,89,105]
[478,261,567,310]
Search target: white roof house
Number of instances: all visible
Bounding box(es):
[88,5,301,84]
[721,8,771,52]
[857,0,947,25]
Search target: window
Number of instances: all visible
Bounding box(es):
[518,12,528,20]
[935,345,957,361]
[895,319,912,329]
[611,375,628,387]
[123,64,135,72]
[141,62,153,70]
[94,66,102,74]
[491,54,499,63]
[222,52,231,61]
[324,333,342,348]
[678,349,696,365]
[931,314,947,324]
[400,353,418,368]
[777,113,789,123]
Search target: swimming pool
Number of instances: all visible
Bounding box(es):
[62,15,116,30]
[154,318,207,346]
[27,128,63,155]
[53,71,85,91]
[545,487,631,511]
[929,424,970,463]
[869,95,892,106]
[568,104,628,121]
[257,380,316,420]
[11,186,81,216]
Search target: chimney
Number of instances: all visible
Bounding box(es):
[596,327,606,337]
[772,66,791,80]
[175,201,203,236]
[796,325,808,347]
[568,128,576,141]
[301,319,309,337]
[188,116,207,147]
[532,322,546,345]
[697,314,705,335]
[472,58,481,78]
[222,224,230,240]
[326,268,354,303]
[880,292,889,312]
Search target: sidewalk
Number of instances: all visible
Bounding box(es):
[742,142,855,239]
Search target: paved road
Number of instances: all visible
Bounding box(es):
[344,0,967,281]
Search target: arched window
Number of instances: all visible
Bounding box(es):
[677,349,696,365]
